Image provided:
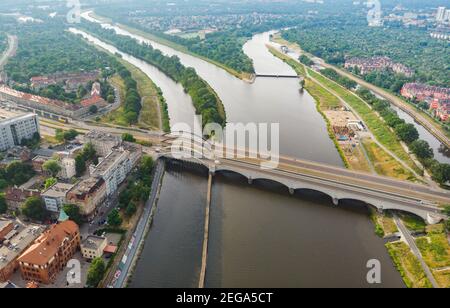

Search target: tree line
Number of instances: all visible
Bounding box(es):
[80,21,226,128]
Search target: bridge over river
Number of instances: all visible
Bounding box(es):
[152,132,450,225]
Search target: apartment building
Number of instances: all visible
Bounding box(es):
[41,183,75,213]
[17,221,80,285]
[83,130,121,157]
[0,114,40,151]
[66,177,107,218]
[0,225,44,282]
[90,149,133,196]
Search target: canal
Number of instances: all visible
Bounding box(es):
[75,14,405,287]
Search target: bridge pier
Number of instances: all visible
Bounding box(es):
[248,177,253,185]
[332,198,339,206]
[289,188,295,195]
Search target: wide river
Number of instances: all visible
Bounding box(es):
[74,14,405,287]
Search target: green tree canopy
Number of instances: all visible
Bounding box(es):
[0,193,7,214]
[86,257,106,288]
[62,204,83,226]
[21,197,47,221]
[107,209,122,227]
[43,160,62,177]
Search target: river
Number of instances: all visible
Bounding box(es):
[75,14,405,287]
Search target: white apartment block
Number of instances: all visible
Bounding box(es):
[90,149,133,196]
[59,157,76,180]
[0,114,40,151]
[42,182,75,213]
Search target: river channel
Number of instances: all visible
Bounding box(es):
[74,14,405,287]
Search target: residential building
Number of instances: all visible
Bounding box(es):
[17,221,80,285]
[0,86,93,119]
[401,83,450,102]
[31,155,50,173]
[66,177,106,217]
[90,149,132,196]
[4,187,41,211]
[30,71,100,91]
[81,235,107,260]
[436,7,446,22]
[41,183,75,213]
[344,56,414,77]
[59,157,76,180]
[0,114,40,151]
[0,225,44,282]
[83,130,121,157]
[0,220,14,241]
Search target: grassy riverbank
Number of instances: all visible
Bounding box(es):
[386,241,433,288]
[308,68,420,175]
[101,61,167,131]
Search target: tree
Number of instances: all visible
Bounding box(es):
[5,161,35,186]
[21,197,47,221]
[44,177,57,190]
[431,163,450,185]
[89,105,98,114]
[43,160,62,177]
[62,204,83,226]
[107,94,115,104]
[394,123,419,144]
[86,257,106,288]
[410,140,434,160]
[56,129,79,142]
[0,193,7,214]
[122,133,136,143]
[107,209,122,227]
[125,202,137,217]
[75,154,86,177]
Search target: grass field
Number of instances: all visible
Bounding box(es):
[304,78,341,110]
[386,241,433,288]
[308,68,419,173]
[267,46,306,77]
[361,138,415,181]
[101,60,165,130]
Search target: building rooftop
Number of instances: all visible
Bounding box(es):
[0,220,13,232]
[0,225,44,272]
[81,235,106,251]
[68,177,105,198]
[0,113,37,126]
[42,182,75,199]
[91,149,128,176]
[17,221,79,266]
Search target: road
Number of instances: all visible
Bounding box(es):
[110,159,165,288]
[0,34,17,69]
[393,214,439,288]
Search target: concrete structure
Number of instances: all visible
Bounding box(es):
[41,183,75,213]
[81,235,107,260]
[0,114,39,151]
[31,155,50,173]
[59,157,76,180]
[158,134,450,224]
[0,225,44,282]
[66,177,107,217]
[0,86,93,119]
[0,220,13,241]
[17,221,80,285]
[90,149,133,196]
[84,130,121,157]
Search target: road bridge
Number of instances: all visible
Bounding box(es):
[155,133,450,224]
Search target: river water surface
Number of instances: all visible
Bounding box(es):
[76,14,405,287]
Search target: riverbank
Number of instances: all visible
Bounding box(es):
[272,32,450,147]
[87,11,255,83]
